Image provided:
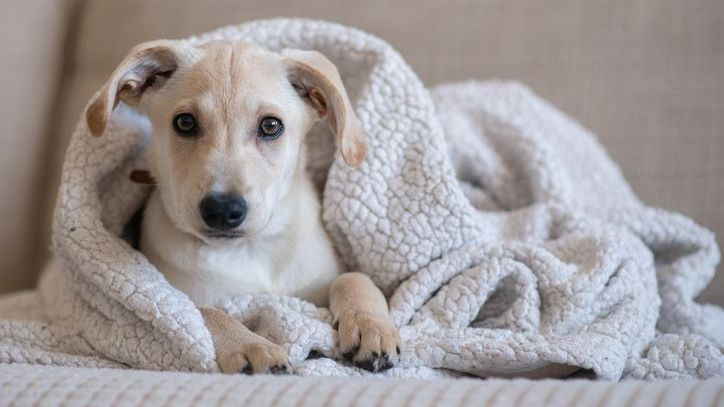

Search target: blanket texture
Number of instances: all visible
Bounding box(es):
[0,19,722,381]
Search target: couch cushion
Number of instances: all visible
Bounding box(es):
[45,0,724,303]
[0,0,73,292]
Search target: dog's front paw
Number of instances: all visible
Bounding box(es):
[336,310,401,372]
[217,338,290,375]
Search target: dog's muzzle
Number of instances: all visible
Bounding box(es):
[199,193,247,231]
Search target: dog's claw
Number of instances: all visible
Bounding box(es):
[337,310,401,373]
[218,339,289,375]
[342,349,357,363]
[358,358,377,372]
[383,353,395,370]
[348,351,395,373]
[269,363,291,375]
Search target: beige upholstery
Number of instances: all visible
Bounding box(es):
[4,1,724,304]
[0,0,72,292]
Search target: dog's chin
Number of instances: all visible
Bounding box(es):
[190,213,274,246]
[198,231,247,246]
[196,225,266,246]
[206,231,246,239]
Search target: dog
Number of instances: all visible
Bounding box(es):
[85,39,401,374]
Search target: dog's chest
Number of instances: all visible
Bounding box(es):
[149,235,340,307]
[140,194,341,307]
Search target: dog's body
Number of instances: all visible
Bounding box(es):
[86,39,400,374]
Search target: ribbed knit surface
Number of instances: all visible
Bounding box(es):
[1,364,723,406]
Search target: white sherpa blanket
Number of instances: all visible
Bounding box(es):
[0,19,722,381]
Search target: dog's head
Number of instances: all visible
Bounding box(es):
[86,40,366,243]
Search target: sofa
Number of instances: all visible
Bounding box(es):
[1,0,722,405]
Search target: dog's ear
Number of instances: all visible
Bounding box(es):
[85,41,180,137]
[282,49,368,167]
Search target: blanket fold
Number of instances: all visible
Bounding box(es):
[0,18,721,380]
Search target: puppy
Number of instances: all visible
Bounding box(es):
[85,39,400,374]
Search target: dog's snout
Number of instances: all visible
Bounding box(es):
[199,193,247,231]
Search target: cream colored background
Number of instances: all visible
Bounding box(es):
[1,0,722,304]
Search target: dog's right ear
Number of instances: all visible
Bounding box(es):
[85,40,180,137]
[282,49,368,167]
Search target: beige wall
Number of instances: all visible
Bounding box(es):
[3,1,724,305]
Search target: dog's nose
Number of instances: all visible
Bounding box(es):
[199,193,247,231]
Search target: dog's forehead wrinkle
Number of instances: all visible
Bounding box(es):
[189,42,281,137]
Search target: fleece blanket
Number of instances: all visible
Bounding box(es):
[0,19,722,381]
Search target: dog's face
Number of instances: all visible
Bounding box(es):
[86,40,366,244]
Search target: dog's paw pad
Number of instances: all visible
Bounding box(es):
[337,310,401,373]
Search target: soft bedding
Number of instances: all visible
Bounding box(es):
[0,18,721,381]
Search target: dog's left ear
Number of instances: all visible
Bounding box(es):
[282,49,368,167]
[86,40,181,137]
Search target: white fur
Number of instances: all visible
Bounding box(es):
[141,168,340,307]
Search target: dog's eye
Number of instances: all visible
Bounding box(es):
[173,113,198,136]
[258,116,284,140]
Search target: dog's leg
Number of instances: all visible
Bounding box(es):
[330,272,401,372]
[200,307,290,374]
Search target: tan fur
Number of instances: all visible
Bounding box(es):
[86,41,178,137]
[200,307,289,374]
[330,273,401,370]
[282,49,368,167]
[88,39,397,374]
